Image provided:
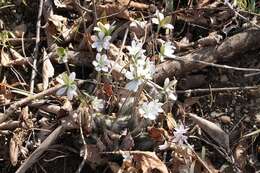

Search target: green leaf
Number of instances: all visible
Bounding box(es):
[160,16,172,27]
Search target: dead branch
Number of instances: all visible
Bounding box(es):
[154,28,260,83]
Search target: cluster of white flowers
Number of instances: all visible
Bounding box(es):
[92,22,115,72]
[91,96,105,112]
[126,40,146,58]
[124,40,155,92]
[139,99,163,120]
[56,72,77,100]
[92,53,110,72]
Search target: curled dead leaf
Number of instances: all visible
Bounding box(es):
[97,4,132,21]
[189,113,230,151]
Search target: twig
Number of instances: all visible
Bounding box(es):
[0,4,15,10]
[30,0,44,93]
[76,108,88,173]
[110,27,129,74]
[176,85,259,94]
[92,0,98,26]
[173,56,260,72]
[15,125,65,173]
[225,2,260,29]
[2,85,63,124]
[74,0,92,13]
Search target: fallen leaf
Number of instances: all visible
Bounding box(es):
[189,113,230,151]
[133,151,169,173]
[147,127,165,142]
[103,82,113,97]
[97,4,132,20]
[118,0,149,9]
[42,50,54,90]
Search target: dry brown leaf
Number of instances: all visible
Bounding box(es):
[42,50,54,90]
[189,113,230,151]
[118,0,149,9]
[147,127,165,142]
[133,151,169,173]
[9,138,19,166]
[97,4,132,21]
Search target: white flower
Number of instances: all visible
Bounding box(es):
[152,10,174,30]
[126,40,146,58]
[91,32,111,52]
[159,41,176,61]
[92,53,110,72]
[91,97,104,112]
[121,152,133,162]
[158,141,170,150]
[125,59,155,91]
[94,22,116,36]
[224,0,229,5]
[172,123,188,145]
[56,72,77,100]
[139,99,164,120]
[163,78,177,101]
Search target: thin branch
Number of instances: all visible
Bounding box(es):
[2,85,63,124]
[173,56,260,72]
[0,4,15,10]
[225,2,260,29]
[30,0,44,93]
[176,85,259,94]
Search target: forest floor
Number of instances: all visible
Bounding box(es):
[0,0,260,173]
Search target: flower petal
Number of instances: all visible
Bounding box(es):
[152,18,159,25]
[69,72,76,80]
[56,87,66,96]
[125,80,142,92]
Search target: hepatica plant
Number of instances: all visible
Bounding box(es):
[56,72,77,100]
[124,40,155,92]
[152,10,174,31]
